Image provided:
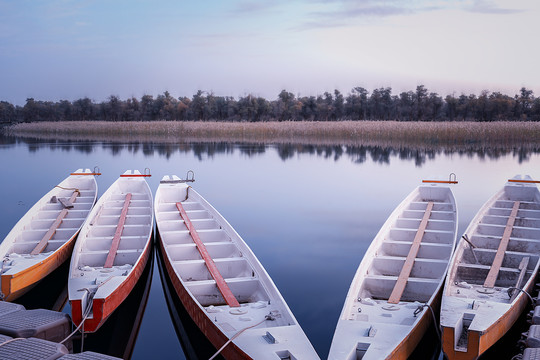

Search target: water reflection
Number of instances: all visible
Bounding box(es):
[17,256,70,312]
[2,134,540,166]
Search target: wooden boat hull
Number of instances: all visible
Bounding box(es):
[329,184,457,360]
[1,238,76,301]
[157,235,251,360]
[441,175,540,360]
[69,170,153,333]
[155,175,319,359]
[0,169,97,301]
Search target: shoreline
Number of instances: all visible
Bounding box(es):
[4,120,540,148]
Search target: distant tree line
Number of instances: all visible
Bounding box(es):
[1,86,540,123]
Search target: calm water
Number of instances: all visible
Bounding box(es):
[1,135,539,359]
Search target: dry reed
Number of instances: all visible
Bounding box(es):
[5,120,540,148]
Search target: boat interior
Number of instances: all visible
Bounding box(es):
[76,185,152,269]
[158,199,269,304]
[156,185,296,327]
[8,177,96,256]
[450,184,540,294]
[357,188,456,303]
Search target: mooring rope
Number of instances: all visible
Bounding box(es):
[60,287,96,351]
[0,337,25,347]
[208,312,276,360]
[414,303,441,343]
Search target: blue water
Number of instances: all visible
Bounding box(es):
[0,136,539,359]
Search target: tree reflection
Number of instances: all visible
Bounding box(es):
[1,134,539,167]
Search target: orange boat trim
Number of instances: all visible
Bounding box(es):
[508,179,540,183]
[70,173,102,176]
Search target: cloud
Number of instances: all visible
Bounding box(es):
[231,0,283,14]
[294,1,435,31]
[464,0,525,14]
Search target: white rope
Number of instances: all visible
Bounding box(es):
[208,313,275,360]
[0,337,24,347]
[414,303,441,342]
[60,288,95,346]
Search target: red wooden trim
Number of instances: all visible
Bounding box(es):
[176,202,240,307]
[388,201,434,304]
[120,174,151,177]
[31,190,79,255]
[508,179,540,184]
[422,180,458,184]
[484,201,520,288]
[70,172,102,176]
[104,193,132,268]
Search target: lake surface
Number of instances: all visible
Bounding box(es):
[0,135,539,359]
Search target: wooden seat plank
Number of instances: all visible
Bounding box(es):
[176,202,240,308]
[388,201,434,304]
[31,190,80,255]
[484,201,520,288]
[104,193,132,268]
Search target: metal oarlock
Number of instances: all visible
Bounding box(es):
[185,170,195,182]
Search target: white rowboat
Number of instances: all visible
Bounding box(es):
[68,170,153,333]
[0,169,98,301]
[155,175,320,360]
[329,183,457,360]
[441,175,540,360]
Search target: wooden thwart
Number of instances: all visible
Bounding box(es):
[31,190,79,255]
[484,201,520,288]
[176,202,240,307]
[388,201,434,304]
[422,180,458,184]
[104,193,132,268]
[508,179,540,184]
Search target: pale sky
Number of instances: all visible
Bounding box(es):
[1,0,539,105]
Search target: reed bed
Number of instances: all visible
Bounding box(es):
[5,120,540,148]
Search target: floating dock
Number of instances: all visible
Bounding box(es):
[0,302,120,359]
